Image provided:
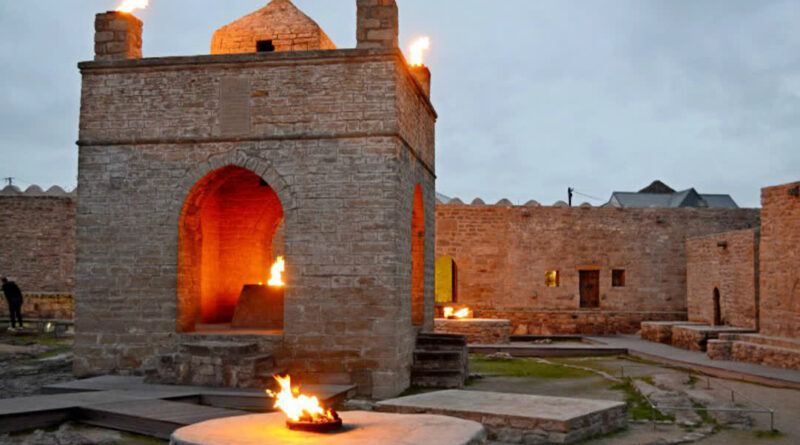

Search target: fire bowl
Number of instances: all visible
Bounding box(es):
[286,417,343,433]
[170,411,486,445]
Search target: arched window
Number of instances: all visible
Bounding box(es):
[435,256,458,303]
[178,166,284,333]
[411,184,425,326]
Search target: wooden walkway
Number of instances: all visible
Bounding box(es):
[0,376,356,439]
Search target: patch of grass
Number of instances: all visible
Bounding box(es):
[687,374,700,388]
[691,401,717,426]
[611,379,675,422]
[548,357,618,374]
[469,357,595,379]
[754,429,784,439]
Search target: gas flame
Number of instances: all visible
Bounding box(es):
[408,37,431,67]
[267,375,338,423]
[268,256,286,287]
[443,307,470,320]
[116,0,149,13]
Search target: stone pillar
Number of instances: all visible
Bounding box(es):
[356,0,398,49]
[411,66,431,97]
[94,11,143,61]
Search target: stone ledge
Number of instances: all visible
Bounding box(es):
[434,319,510,345]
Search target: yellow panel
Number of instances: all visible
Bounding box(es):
[435,256,454,303]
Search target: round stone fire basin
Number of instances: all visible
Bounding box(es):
[170,411,486,445]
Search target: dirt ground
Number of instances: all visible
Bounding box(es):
[470,354,800,445]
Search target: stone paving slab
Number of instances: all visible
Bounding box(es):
[170,411,487,445]
[0,376,356,437]
[375,390,626,444]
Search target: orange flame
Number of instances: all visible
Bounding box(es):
[116,0,149,13]
[408,37,431,67]
[444,307,470,320]
[268,256,286,287]
[267,375,337,423]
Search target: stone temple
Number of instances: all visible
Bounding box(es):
[76,0,436,399]
[2,0,800,410]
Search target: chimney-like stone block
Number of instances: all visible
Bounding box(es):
[356,0,398,49]
[411,66,431,98]
[95,11,143,61]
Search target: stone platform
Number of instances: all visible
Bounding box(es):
[640,321,702,344]
[375,390,626,444]
[170,411,486,445]
[708,333,800,371]
[672,325,755,352]
[434,318,511,344]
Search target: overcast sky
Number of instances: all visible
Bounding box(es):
[1,1,798,207]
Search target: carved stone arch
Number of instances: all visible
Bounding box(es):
[168,149,296,228]
[173,149,295,332]
[793,278,800,312]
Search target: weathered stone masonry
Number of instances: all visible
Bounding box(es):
[435,204,760,335]
[686,229,759,330]
[0,190,75,295]
[75,0,436,399]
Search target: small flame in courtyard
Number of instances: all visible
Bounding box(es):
[267,375,342,431]
[268,256,286,287]
[115,0,149,13]
[444,307,470,320]
[408,37,431,67]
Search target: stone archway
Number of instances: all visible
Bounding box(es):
[177,164,286,333]
[411,184,425,326]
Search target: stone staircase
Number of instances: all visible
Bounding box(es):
[145,341,283,389]
[411,333,469,389]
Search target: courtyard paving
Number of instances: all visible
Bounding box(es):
[3,331,800,444]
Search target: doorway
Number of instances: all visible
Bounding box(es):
[580,270,600,309]
[713,288,722,326]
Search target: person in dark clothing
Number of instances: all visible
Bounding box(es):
[1,277,23,330]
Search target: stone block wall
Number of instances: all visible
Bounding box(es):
[435,204,760,335]
[76,47,435,398]
[0,192,76,295]
[0,293,74,321]
[686,229,759,329]
[434,319,510,344]
[758,181,800,340]
[211,0,336,55]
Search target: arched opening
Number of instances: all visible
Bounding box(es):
[435,256,458,303]
[411,184,425,326]
[713,287,722,326]
[178,166,285,333]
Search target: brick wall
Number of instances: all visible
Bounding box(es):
[211,0,336,55]
[0,194,75,294]
[435,204,760,334]
[76,47,435,398]
[759,181,800,339]
[686,229,759,329]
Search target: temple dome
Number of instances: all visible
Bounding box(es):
[211,0,336,54]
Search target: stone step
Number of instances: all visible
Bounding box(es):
[416,335,468,351]
[413,351,464,371]
[414,350,463,361]
[410,369,466,389]
[180,341,260,357]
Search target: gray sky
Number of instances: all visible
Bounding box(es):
[1,1,798,207]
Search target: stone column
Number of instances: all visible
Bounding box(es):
[94,11,143,61]
[356,0,398,49]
